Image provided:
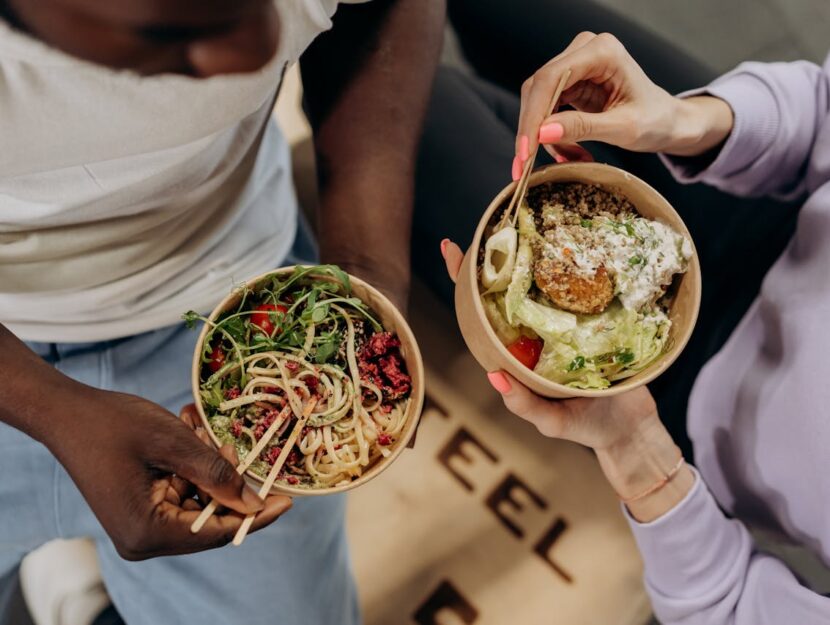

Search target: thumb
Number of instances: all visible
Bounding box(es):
[164,427,265,515]
[539,109,631,147]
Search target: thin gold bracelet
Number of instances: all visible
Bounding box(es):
[619,456,686,504]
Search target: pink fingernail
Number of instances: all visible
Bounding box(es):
[554,152,567,163]
[519,135,529,161]
[487,371,512,394]
[511,155,522,181]
[539,122,564,144]
[440,238,449,258]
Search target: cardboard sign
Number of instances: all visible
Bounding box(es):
[347,284,651,625]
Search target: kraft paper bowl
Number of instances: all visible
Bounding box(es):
[454,162,702,399]
[192,266,425,496]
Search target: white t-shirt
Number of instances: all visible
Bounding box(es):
[0,0,364,343]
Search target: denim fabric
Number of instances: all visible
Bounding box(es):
[0,219,360,625]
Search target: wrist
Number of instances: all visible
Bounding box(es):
[321,249,410,311]
[596,416,694,522]
[665,95,734,157]
[0,359,96,450]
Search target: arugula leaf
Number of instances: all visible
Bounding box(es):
[222,316,248,344]
[311,303,329,323]
[315,338,340,364]
[182,310,202,329]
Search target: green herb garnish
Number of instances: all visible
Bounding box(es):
[567,355,586,372]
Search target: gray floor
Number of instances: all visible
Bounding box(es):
[444,0,830,76]
[595,0,829,70]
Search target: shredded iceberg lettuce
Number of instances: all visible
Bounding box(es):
[514,298,576,341]
[526,301,670,389]
[481,294,522,345]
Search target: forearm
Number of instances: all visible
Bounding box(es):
[662,61,830,199]
[301,0,445,304]
[0,323,90,445]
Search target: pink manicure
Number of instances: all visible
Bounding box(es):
[487,371,512,394]
[511,155,522,181]
[539,122,564,144]
[554,152,568,164]
[518,135,529,161]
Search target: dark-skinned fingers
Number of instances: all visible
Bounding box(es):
[170,495,291,555]
[192,444,241,507]
[439,239,464,284]
[179,404,200,429]
[218,443,240,466]
[181,498,202,511]
[123,494,290,559]
[158,426,264,515]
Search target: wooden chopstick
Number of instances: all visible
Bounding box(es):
[499,69,573,231]
[231,397,319,547]
[190,404,292,534]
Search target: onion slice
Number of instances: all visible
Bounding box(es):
[481,226,518,292]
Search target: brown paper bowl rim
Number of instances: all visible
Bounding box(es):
[463,162,702,398]
[191,266,425,496]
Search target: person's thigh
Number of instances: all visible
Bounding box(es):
[0,422,61,580]
[66,323,359,625]
[49,225,359,625]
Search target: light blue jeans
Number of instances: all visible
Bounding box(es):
[0,220,361,625]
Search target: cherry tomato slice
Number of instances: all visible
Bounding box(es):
[251,303,288,336]
[208,345,226,372]
[507,336,543,370]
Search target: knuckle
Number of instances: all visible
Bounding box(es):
[570,114,592,138]
[532,67,552,87]
[574,30,597,44]
[200,529,235,552]
[206,453,236,486]
[521,77,534,96]
[596,32,624,56]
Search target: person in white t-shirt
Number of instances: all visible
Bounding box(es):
[0,0,443,623]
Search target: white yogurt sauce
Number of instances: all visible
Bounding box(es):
[543,217,692,311]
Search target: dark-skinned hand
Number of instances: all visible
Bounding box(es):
[44,384,291,560]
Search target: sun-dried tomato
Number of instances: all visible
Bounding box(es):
[357,332,411,403]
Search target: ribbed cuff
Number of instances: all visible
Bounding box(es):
[660,72,780,184]
[623,466,751,597]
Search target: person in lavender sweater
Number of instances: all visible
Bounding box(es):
[432,11,830,625]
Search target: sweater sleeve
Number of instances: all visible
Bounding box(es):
[626,467,830,624]
[660,59,830,201]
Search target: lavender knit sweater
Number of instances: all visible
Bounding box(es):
[627,57,830,623]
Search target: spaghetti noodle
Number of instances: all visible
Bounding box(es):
[185,265,412,489]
